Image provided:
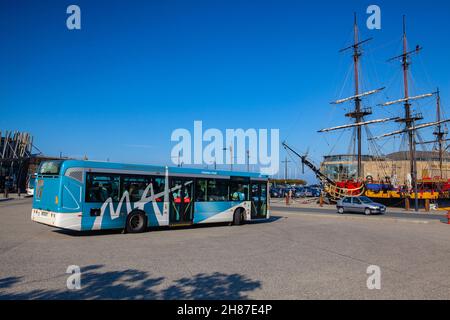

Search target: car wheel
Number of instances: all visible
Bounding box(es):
[364,208,371,216]
[126,210,147,233]
[337,207,344,214]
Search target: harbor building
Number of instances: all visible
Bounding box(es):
[321,151,450,183]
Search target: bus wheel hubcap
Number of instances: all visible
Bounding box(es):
[130,215,143,230]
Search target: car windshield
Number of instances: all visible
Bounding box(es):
[359,197,373,204]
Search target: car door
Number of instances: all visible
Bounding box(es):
[342,197,352,211]
[346,197,357,212]
[351,197,363,213]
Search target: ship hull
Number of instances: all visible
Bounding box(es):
[366,194,450,209]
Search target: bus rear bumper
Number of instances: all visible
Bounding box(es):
[31,209,82,231]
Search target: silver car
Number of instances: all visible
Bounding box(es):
[336,196,386,215]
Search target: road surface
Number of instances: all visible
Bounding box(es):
[0,198,449,299]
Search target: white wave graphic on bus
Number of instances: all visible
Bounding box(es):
[95,181,190,226]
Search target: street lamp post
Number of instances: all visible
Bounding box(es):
[246,150,250,172]
[223,146,233,171]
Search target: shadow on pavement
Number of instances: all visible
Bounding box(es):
[246,216,284,224]
[0,277,22,289]
[52,217,282,237]
[161,272,261,300]
[0,265,261,300]
[52,229,124,237]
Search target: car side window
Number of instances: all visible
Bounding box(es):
[343,198,351,204]
[352,198,361,204]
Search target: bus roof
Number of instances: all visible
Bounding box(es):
[57,160,269,179]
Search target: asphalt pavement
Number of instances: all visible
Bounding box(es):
[271,203,447,223]
[1,198,449,300]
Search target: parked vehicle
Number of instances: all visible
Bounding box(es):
[26,186,34,196]
[271,185,321,198]
[293,187,305,198]
[270,187,283,198]
[26,174,36,196]
[336,196,386,215]
[310,187,321,197]
[303,187,314,197]
[294,186,321,198]
[284,187,297,198]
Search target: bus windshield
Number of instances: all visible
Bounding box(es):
[38,161,63,175]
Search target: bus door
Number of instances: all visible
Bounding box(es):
[251,182,268,219]
[169,178,194,225]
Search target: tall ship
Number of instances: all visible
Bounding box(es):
[284,14,450,209]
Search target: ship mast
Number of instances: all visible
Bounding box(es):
[380,16,434,186]
[416,88,450,178]
[401,17,422,188]
[370,16,450,210]
[352,13,363,177]
[433,89,448,178]
[319,13,389,180]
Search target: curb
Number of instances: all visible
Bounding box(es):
[0,196,31,203]
[271,210,442,225]
[271,205,446,217]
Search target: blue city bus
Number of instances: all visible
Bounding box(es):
[31,160,269,233]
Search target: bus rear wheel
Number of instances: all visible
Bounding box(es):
[126,211,147,233]
[233,208,244,226]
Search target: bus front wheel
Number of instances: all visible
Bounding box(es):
[233,208,244,226]
[126,210,147,233]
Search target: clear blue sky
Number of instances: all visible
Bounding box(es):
[1,0,450,182]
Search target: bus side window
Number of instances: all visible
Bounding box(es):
[122,176,151,202]
[251,184,260,201]
[152,177,165,201]
[86,173,120,203]
[230,182,249,201]
[195,179,207,202]
[207,179,229,201]
[260,183,267,201]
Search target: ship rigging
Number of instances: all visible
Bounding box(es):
[317,13,392,179]
[284,14,450,208]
